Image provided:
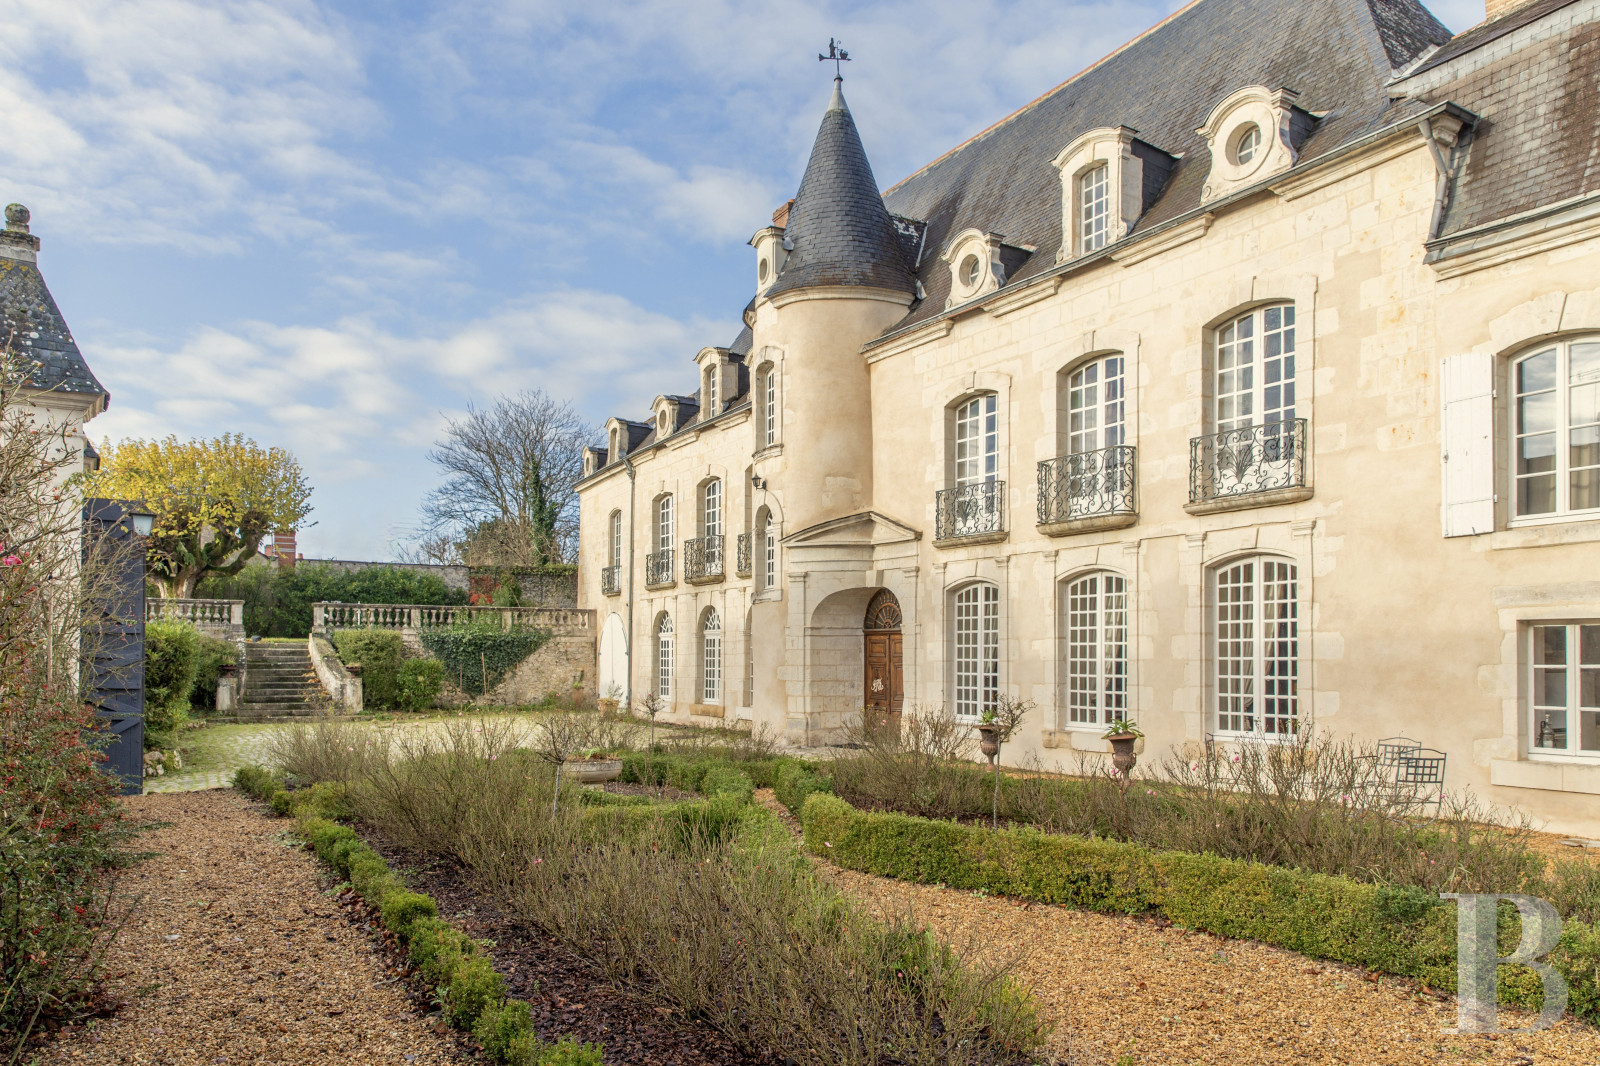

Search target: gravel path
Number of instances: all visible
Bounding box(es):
[36,791,464,1066]
[754,791,1600,1066]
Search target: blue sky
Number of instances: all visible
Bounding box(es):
[2,0,1486,558]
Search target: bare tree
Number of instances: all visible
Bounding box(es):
[420,390,591,567]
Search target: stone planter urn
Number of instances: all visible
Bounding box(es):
[563,756,623,784]
[220,661,238,678]
[1106,733,1140,777]
[976,724,1002,762]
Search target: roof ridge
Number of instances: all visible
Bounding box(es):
[882,0,1208,196]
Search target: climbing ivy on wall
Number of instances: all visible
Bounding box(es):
[417,624,549,696]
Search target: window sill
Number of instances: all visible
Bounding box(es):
[602,587,622,597]
[1037,512,1137,537]
[753,443,784,462]
[1041,727,1144,754]
[1490,757,1600,796]
[1490,518,1600,551]
[1183,485,1312,516]
[685,573,725,587]
[689,706,728,723]
[645,580,676,592]
[734,569,753,579]
[933,530,1009,549]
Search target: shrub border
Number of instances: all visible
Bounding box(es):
[232,766,602,1065]
[800,793,1600,1025]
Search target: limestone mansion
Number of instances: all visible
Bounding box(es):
[576,0,1600,834]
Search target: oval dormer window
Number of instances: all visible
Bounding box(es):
[758,258,769,283]
[960,254,981,288]
[1232,124,1261,165]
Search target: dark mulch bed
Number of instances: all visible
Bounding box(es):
[369,836,778,1066]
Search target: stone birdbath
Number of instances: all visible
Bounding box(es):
[563,750,623,784]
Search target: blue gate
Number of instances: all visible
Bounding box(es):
[83,499,147,795]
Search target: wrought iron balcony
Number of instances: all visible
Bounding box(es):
[684,535,725,583]
[735,532,752,576]
[935,480,1005,544]
[1037,445,1136,530]
[600,564,621,596]
[645,549,674,588]
[1189,418,1308,507]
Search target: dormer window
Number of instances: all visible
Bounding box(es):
[1196,86,1315,203]
[1052,127,1174,264]
[942,229,1016,308]
[1079,164,1110,253]
[748,210,791,297]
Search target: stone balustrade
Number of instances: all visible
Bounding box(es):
[312,602,593,636]
[146,598,245,638]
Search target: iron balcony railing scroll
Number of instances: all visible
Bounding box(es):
[1189,418,1307,503]
[735,532,752,576]
[645,549,675,587]
[600,565,622,596]
[684,535,725,581]
[1037,445,1136,524]
[935,480,1005,541]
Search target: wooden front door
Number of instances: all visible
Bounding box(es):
[863,589,904,733]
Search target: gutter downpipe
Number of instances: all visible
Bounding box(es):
[623,455,637,707]
[1418,117,1452,239]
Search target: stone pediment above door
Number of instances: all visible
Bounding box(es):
[781,510,921,549]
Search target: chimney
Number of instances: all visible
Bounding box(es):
[274,529,298,569]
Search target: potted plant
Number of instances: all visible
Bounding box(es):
[563,746,624,784]
[975,696,1035,828]
[1102,718,1145,777]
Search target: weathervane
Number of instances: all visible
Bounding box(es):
[818,38,850,78]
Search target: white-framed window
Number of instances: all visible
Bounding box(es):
[763,526,777,589]
[1063,572,1127,726]
[608,427,621,463]
[953,582,1000,720]
[761,365,778,447]
[656,495,673,552]
[1232,123,1261,165]
[609,510,622,569]
[954,393,998,487]
[1512,338,1600,519]
[705,366,719,418]
[1079,163,1110,254]
[1529,622,1600,756]
[655,613,674,700]
[1068,355,1125,453]
[701,609,722,704]
[1216,304,1296,433]
[702,479,722,538]
[1213,556,1298,738]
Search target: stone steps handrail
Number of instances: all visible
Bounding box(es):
[312,602,592,634]
[146,598,245,627]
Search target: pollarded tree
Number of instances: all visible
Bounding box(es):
[89,434,313,598]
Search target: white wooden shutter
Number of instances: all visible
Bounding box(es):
[1440,352,1495,537]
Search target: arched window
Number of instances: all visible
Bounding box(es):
[1078,163,1110,254]
[1068,355,1125,453]
[655,613,674,700]
[757,507,777,590]
[701,609,722,704]
[1063,572,1127,726]
[759,364,779,448]
[952,582,1000,720]
[1512,337,1600,517]
[1216,304,1296,433]
[705,365,719,418]
[656,495,673,552]
[1213,556,1298,737]
[702,479,722,538]
[609,510,622,570]
[954,394,999,487]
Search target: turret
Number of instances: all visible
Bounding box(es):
[753,77,914,531]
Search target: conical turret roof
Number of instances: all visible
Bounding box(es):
[766,79,915,299]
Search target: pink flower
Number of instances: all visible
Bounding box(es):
[1,556,20,567]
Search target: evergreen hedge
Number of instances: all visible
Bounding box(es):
[800,793,1600,1023]
[197,563,467,638]
[144,619,200,745]
[331,628,406,709]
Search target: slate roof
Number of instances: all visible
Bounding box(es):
[1394,0,1600,238]
[0,223,107,402]
[873,0,1451,332]
[765,79,917,299]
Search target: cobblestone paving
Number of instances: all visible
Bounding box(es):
[145,713,549,793]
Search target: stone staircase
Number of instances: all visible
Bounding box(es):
[237,641,330,719]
